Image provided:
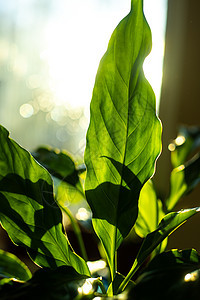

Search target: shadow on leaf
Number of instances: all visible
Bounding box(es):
[86,157,142,238]
[0,173,66,269]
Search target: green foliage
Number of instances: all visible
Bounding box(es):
[169,126,200,169]
[33,146,84,194]
[33,147,79,185]
[134,180,165,238]
[130,249,200,300]
[0,266,89,300]
[0,0,199,299]
[84,0,161,281]
[167,152,200,211]
[0,250,32,281]
[117,207,200,294]
[0,126,90,276]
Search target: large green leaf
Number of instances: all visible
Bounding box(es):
[54,179,85,206]
[0,250,32,281]
[0,125,90,276]
[134,180,164,238]
[118,207,200,293]
[84,0,161,280]
[166,153,200,211]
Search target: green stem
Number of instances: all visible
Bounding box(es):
[117,260,138,294]
[59,204,88,261]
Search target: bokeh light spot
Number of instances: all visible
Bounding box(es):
[168,143,176,152]
[76,207,91,221]
[19,103,34,118]
[175,135,186,146]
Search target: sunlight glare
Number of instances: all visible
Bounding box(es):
[41,0,130,109]
[143,0,167,111]
[41,0,167,112]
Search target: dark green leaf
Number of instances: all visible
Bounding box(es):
[168,125,200,169]
[118,207,200,293]
[129,249,200,300]
[84,0,161,280]
[166,153,200,211]
[147,249,200,271]
[0,125,90,276]
[134,180,165,238]
[33,146,81,188]
[0,250,31,281]
[0,266,90,300]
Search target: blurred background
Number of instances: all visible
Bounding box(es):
[0,0,200,272]
[0,0,167,157]
[157,0,200,254]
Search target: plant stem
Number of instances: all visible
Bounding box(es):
[59,204,88,261]
[117,260,138,294]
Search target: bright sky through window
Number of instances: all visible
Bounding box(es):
[42,0,167,111]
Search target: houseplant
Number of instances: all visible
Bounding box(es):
[0,0,200,298]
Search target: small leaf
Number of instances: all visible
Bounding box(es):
[84,0,161,280]
[0,250,31,281]
[33,146,81,188]
[134,180,165,238]
[166,153,200,211]
[0,125,90,276]
[118,207,200,293]
[134,180,167,257]
[168,125,200,169]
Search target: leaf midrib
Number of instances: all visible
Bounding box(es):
[112,14,146,272]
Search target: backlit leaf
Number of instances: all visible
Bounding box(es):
[118,207,200,293]
[166,153,200,211]
[0,250,32,281]
[168,125,200,169]
[84,0,161,280]
[146,248,200,272]
[0,125,90,276]
[134,180,165,238]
